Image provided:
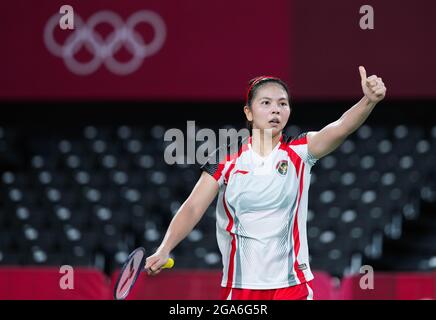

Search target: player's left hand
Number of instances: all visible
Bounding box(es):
[359,66,387,103]
[144,250,169,276]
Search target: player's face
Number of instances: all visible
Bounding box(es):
[246,83,291,136]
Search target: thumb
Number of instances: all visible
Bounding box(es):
[359,66,367,82]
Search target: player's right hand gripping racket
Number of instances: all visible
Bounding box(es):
[113,247,174,300]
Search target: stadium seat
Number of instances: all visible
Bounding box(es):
[1,124,435,277]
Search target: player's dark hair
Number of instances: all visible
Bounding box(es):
[245,76,291,132]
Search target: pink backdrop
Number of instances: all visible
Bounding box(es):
[0,1,435,100]
[1,268,435,300]
[0,0,290,101]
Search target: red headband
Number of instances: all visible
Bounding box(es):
[245,75,277,104]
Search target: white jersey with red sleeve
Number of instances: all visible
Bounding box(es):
[201,132,318,289]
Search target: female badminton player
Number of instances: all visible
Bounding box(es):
[144,66,386,300]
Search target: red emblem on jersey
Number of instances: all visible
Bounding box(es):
[276,160,288,176]
[234,170,249,175]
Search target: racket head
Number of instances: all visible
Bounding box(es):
[113,247,146,300]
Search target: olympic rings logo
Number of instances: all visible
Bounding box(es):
[44,10,166,75]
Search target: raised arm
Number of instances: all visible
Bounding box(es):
[307,66,387,159]
[144,171,219,275]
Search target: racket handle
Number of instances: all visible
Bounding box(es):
[162,258,174,269]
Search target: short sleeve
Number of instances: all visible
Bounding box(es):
[199,137,245,187]
[199,144,230,187]
[288,132,318,167]
[200,161,227,187]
